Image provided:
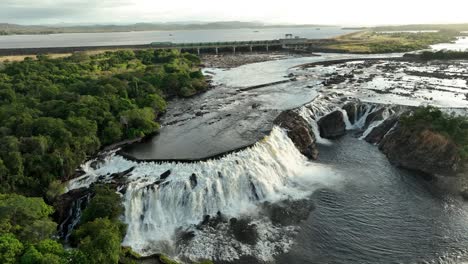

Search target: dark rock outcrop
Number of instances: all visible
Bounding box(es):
[364,107,386,128]
[342,101,371,125]
[364,116,398,144]
[54,187,93,239]
[263,199,315,226]
[274,110,318,160]
[229,218,258,245]
[190,173,198,189]
[461,189,468,201]
[318,110,346,139]
[343,102,357,124]
[160,170,171,180]
[379,125,462,176]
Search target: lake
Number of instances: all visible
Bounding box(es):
[0,27,353,49]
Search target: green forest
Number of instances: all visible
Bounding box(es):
[0,49,208,263]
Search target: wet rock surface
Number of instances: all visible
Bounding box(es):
[318,110,346,139]
[379,125,462,176]
[263,199,315,226]
[274,110,318,159]
[364,116,398,144]
[229,218,259,245]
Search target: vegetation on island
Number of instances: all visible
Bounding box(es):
[312,30,459,53]
[0,49,207,263]
[372,23,468,32]
[417,50,468,60]
[400,106,468,159]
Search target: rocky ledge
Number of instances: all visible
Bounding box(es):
[379,125,464,177]
[274,110,319,160]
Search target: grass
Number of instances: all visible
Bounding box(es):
[314,30,458,53]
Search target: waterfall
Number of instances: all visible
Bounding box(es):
[67,127,342,261]
[359,108,392,140]
[58,193,91,242]
[298,106,332,145]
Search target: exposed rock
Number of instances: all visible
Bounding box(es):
[160,170,171,180]
[461,189,468,201]
[109,166,135,185]
[364,116,398,144]
[318,110,346,139]
[379,125,462,176]
[54,187,92,239]
[343,102,357,124]
[274,110,319,159]
[198,211,227,229]
[364,107,386,128]
[54,188,89,224]
[229,218,258,245]
[263,199,315,226]
[190,173,198,189]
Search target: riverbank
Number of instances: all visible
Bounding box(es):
[308,30,459,53]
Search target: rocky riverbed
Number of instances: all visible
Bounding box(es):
[201,52,299,68]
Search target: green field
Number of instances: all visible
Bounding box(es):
[314,30,459,53]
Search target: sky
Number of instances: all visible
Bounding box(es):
[1,0,468,26]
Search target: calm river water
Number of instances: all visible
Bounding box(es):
[0,27,352,49]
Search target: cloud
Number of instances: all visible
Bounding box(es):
[0,0,467,25]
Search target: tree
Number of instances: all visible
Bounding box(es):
[0,48,205,196]
[20,239,66,264]
[81,186,123,223]
[75,218,123,264]
[136,94,167,113]
[100,121,123,146]
[0,233,24,264]
[120,108,159,138]
[0,194,56,243]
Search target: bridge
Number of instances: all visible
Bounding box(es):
[150,35,311,54]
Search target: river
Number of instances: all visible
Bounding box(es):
[0,27,352,49]
[67,53,468,264]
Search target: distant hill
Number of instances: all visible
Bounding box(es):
[0,21,334,35]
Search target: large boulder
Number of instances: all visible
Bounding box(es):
[274,110,318,160]
[229,218,258,245]
[318,110,346,139]
[379,125,462,176]
[262,199,315,226]
[364,107,386,128]
[364,116,398,144]
[343,102,358,124]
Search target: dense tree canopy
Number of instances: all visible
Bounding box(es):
[0,49,206,196]
[0,49,207,264]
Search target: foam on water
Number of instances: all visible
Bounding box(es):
[67,127,342,261]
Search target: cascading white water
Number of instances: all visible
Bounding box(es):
[67,127,342,261]
[359,108,392,140]
[298,106,332,145]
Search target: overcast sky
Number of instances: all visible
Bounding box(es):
[2,0,468,26]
